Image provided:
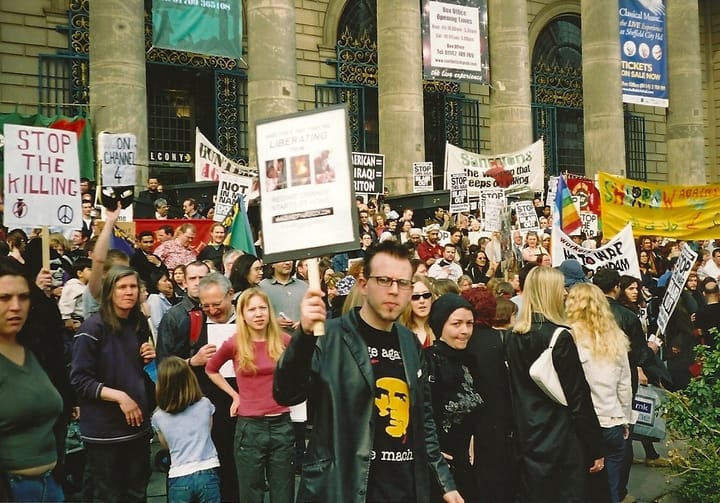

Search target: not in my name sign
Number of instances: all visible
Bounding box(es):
[3,124,81,229]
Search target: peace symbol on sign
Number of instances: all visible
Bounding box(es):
[57,205,74,224]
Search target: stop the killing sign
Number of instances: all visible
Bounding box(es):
[3,124,82,229]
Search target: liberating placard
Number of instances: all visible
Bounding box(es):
[256,105,359,262]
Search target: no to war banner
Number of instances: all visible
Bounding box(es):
[551,223,641,279]
[445,139,544,197]
[599,171,720,240]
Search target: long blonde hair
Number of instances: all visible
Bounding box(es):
[234,288,285,373]
[565,283,630,361]
[514,267,566,333]
[399,275,436,342]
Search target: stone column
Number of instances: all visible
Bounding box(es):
[666,0,705,184]
[89,0,148,186]
[377,0,424,195]
[488,0,533,152]
[246,0,297,168]
[581,0,626,177]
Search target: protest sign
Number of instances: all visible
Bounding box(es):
[413,162,434,193]
[99,133,136,187]
[449,172,469,213]
[599,172,720,239]
[421,0,489,84]
[546,176,558,212]
[514,200,540,233]
[214,172,254,222]
[3,124,81,229]
[551,223,641,278]
[195,128,258,182]
[351,152,384,198]
[445,139,544,196]
[657,245,697,336]
[482,193,504,232]
[256,105,359,262]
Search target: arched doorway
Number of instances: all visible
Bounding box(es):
[531,14,585,176]
[316,0,481,187]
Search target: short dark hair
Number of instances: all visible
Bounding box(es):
[518,262,538,291]
[593,268,621,294]
[158,224,174,235]
[703,279,719,295]
[138,231,154,241]
[363,240,411,279]
[72,257,92,277]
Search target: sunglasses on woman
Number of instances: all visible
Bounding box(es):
[411,292,433,301]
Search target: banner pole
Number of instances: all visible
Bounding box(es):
[41,226,50,271]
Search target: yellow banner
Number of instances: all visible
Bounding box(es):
[599,172,720,239]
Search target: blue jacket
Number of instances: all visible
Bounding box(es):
[71,313,153,443]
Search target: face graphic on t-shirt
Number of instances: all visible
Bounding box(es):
[374,377,410,438]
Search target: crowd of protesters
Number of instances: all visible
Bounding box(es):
[0,178,717,503]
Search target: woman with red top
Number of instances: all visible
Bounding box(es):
[399,275,436,347]
[206,288,294,502]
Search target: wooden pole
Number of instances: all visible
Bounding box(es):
[306,257,325,336]
[41,226,50,271]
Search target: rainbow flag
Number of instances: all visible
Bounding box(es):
[555,174,582,235]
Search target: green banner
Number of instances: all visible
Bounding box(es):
[152,0,243,59]
[0,112,94,180]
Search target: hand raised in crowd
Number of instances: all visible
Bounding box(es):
[106,201,122,224]
[139,342,155,364]
[35,268,52,292]
[299,288,326,335]
[190,343,217,366]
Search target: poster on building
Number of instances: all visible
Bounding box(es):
[657,245,697,335]
[195,128,257,182]
[256,105,359,262]
[413,162,434,193]
[421,0,489,84]
[619,0,668,107]
[99,133,136,187]
[445,139,545,196]
[213,171,254,222]
[551,223,641,279]
[515,200,540,233]
[598,171,720,240]
[3,124,82,229]
[152,0,243,59]
[449,172,469,213]
[351,152,384,200]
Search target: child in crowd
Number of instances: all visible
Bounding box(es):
[58,257,92,331]
[152,357,221,503]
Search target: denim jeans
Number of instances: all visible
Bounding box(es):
[168,468,221,503]
[8,470,65,502]
[83,435,151,503]
[235,413,295,503]
[603,425,628,503]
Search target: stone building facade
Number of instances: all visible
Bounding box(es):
[1,0,718,193]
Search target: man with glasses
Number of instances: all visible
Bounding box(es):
[274,241,461,503]
[358,209,378,244]
[154,223,198,270]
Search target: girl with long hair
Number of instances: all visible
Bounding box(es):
[399,275,436,347]
[152,356,220,503]
[205,288,294,502]
[566,283,632,503]
[464,250,495,285]
[505,267,604,502]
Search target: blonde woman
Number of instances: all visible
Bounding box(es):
[205,288,294,502]
[505,267,604,502]
[399,275,436,347]
[566,283,632,503]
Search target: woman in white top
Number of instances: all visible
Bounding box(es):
[521,231,548,263]
[566,283,632,503]
[147,270,176,335]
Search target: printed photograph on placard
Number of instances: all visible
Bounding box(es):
[265,158,288,192]
[290,154,312,187]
